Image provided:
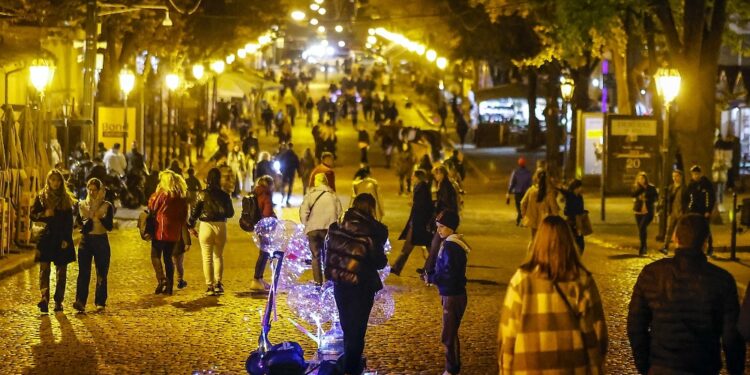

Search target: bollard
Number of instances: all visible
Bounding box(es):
[731,192,738,261]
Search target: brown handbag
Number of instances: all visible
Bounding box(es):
[576,212,593,236]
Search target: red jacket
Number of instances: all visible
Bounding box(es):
[308,163,336,192]
[254,185,276,218]
[148,192,188,242]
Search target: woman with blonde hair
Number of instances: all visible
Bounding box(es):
[520,169,559,239]
[31,169,77,313]
[147,169,188,295]
[499,215,608,374]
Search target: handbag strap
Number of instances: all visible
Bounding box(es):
[552,281,590,363]
[308,191,327,214]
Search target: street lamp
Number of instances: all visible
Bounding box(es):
[335,25,343,33]
[119,68,135,151]
[436,57,448,70]
[30,58,55,153]
[209,60,225,131]
[192,64,205,80]
[426,50,437,62]
[560,77,575,179]
[61,100,72,167]
[165,73,179,162]
[654,67,681,243]
[291,10,306,21]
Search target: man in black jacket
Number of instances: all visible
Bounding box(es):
[686,165,716,254]
[428,210,470,375]
[627,213,745,375]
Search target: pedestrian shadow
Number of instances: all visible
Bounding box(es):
[25,314,98,374]
[116,294,171,311]
[467,279,503,287]
[608,254,643,260]
[234,290,271,299]
[171,296,223,312]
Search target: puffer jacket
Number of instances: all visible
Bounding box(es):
[188,186,234,227]
[627,247,745,375]
[300,185,342,234]
[428,234,470,296]
[324,208,388,293]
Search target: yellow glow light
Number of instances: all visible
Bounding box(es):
[318,7,326,15]
[291,10,306,21]
[192,64,205,80]
[165,73,180,91]
[119,68,135,94]
[29,59,54,92]
[310,18,319,26]
[210,60,225,74]
[436,57,448,70]
[655,67,681,103]
[426,49,437,62]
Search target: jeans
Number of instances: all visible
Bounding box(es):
[151,240,175,286]
[635,213,653,252]
[391,228,417,275]
[199,221,226,285]
[39,262,67,304]
[334,283,375,375]
[307,230,327,285]
[76,234,111,307]
[281,175,294,203]
[442,294,467,374]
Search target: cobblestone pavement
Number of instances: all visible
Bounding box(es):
[1,79,748,374]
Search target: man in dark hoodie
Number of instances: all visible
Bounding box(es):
[428,210,470,375]
[686,165,716,255]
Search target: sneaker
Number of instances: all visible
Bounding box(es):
[163,284,173,296]
[53,303,63,312]
[73,301,86,313]
[154,280,166,294]
[205,286,216,296]
[37,301,49,314]
[95,305,105,312]
[215,282,225,295]
[177,279,188,289]
[659,248,668,255]
[249,279,268,292]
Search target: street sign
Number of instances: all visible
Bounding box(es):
[604,115,659,195]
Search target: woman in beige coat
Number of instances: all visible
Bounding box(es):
[520,170,559,239]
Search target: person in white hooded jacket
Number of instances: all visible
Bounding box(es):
[300,173,342,286]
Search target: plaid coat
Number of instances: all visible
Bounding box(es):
[499,269,608,374]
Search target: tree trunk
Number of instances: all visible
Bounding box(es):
[526,69,539,149]
[545,101,561,177]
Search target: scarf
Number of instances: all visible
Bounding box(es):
[44,187,72,211]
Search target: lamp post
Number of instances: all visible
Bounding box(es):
[30,59,55,159]
[61,100,71,167]
[654,67,681,242]
[560,77,575,180]
[119,68,135,152]
[165,73,180,164]
[210,60,225,132]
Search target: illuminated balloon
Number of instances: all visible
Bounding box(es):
[368,289,395,325]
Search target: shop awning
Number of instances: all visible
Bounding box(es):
[216,71,281,98]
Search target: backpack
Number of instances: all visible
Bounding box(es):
[324,223,372,285]
[239,192,262,232]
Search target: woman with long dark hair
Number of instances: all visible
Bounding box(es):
[73,178,114,313]
[499,216,608,373]
[520,169,559,240]
[632,172,658,256]
[325,193,388,375]
[31,169,77,313]
[188,167,234,296]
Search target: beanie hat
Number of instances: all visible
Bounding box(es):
[436,210,460,231]
[518,157,526,167]
[690,165,701,173]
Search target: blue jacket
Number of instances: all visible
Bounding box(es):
[508,167,532,195]
[429,234,470,296]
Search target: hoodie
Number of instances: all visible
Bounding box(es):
[429,234,470,296]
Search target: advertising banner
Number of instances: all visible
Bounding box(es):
[605,115,659,195]
[576,112,604,178]
[97,106,136,149]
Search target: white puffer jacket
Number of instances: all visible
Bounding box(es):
[299,185,342,234]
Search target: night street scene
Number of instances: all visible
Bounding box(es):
[4,0,750,374]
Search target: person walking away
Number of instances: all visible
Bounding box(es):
[308,152,336,192]
[520,170,559,240]
[660,169,687,255]
[187,168,234,296]
[103,143,127,177]
[325,193,388,375]
[299,174,342,286]
[261,105,274,136]
[632,172,658,256]
[185,167,202,207]
[193,115,207,159]
[560,179,586,253]
[357,126,370,165]
[628,213,745,375]
[299,148,316,195]
[31,169,77,313]
[395,142,415,195]
[421,165,459,279]
[426,211,470,375]
[278,143,301,207]
[499,215,608,373]
[506,157,532,226]
[227,145,246,197]
[438,100,448,133]
[350,167,384,220]
[305,97,314,127]
[686,165,716,255]
[391,169,433,276]
[148,170,189,295]
[250,175,277,291]
[73,178,114,313]
[316,96,329,124]
[455,112,469,149]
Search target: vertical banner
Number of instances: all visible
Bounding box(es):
[576,112,604,178]
[96,107,136,149]
[605,115,659,194]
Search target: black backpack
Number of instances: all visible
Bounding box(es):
[239,192,262,232]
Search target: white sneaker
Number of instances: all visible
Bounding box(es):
[249,279,269,291]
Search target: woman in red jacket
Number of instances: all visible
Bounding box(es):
[147,170,189,295]
[250,175,276,291]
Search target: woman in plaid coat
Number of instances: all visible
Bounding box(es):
[498,215,608,374]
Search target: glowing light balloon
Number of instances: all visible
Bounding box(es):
[368,289,395,325]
